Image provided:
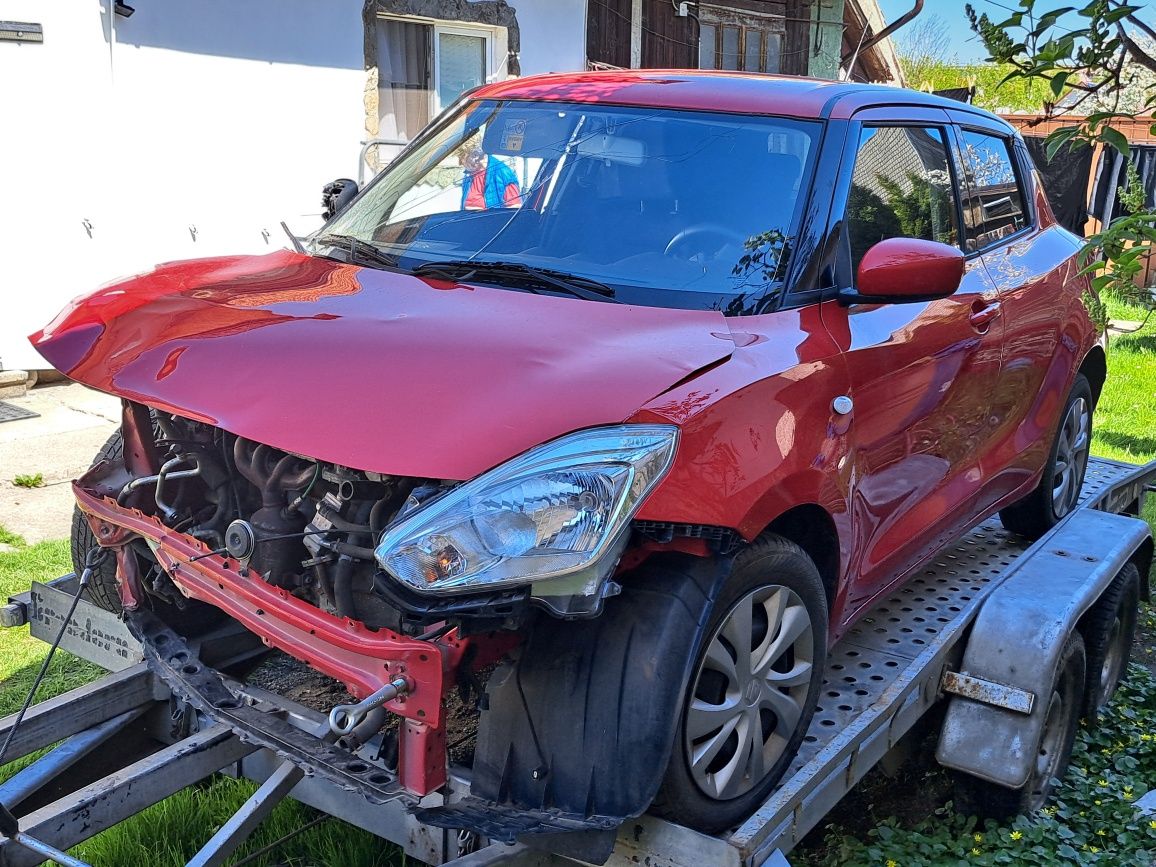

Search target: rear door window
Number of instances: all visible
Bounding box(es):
[957,130,1029,251]
[845,125,960,273]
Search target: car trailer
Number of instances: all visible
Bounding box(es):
[1,456,1153,867]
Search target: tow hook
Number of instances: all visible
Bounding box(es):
[329,677,411,736]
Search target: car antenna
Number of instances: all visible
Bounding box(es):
[281,221,306,255]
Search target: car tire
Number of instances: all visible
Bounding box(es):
[70,429,126,613]
[652,534,827,834]
[999,373,1093,540]
[952,632,1085,819]
[1081,562,1139,721]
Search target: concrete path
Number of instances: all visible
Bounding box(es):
[0,383,119,544]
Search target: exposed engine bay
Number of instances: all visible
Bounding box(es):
[96,405,540,636]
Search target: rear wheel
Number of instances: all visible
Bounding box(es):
[1082,563,1140,720]
[1000,374,1092,540]
[654,534,827,833]
[953,632,1085,819]
[70,429,125,612]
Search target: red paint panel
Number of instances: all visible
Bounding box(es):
[34,251,732,480]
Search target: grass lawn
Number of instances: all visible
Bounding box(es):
[0,535,401,865]
[1,298,1152,865]
[1092,296,1156,466]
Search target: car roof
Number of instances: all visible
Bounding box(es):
[471,70,1012,129]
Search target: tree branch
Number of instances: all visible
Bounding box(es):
[1123,12,1156,46]
[1117,25,1156,76]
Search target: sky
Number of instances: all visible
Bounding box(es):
[878,0,1002,65]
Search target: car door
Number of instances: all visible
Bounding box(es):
[819,108,1005,617]
[949,119,1070,500]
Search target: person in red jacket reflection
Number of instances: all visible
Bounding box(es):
[459,146,521,210]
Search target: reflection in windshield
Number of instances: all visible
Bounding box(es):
[320,100,819,313]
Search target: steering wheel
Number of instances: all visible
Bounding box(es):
[664,223,747,259]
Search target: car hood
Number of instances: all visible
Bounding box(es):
[33,250,733,479]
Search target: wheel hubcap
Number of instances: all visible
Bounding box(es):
[1052,396,1090,518]
[1100,616,1124,697]
[685,585,814,800]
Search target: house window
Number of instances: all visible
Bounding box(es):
[377,17,498,146]
[698,6,783,74]
[436,29,490,110]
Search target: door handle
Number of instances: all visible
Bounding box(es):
[969,300,1001,330]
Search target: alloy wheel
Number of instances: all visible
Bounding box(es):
[685,585,815,800]
[1052,396,1090,518]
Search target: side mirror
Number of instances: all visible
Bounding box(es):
[321,178,359,221]
[839,237,965,305]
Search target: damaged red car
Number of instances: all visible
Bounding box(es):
[36,71,1103,858]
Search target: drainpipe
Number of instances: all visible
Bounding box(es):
[841,0,922,68]
[630,0,642,68]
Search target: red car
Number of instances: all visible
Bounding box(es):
[37,72,1101,854]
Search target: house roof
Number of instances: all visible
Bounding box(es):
[472,70,1011,124]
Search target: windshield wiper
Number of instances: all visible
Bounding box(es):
[412,260,619,303]
[312,234,398,270]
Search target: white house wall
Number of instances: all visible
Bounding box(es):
[517,0,587,76]
[0,0,586,371]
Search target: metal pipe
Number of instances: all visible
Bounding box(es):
[117,464,200,506]
[155,455,200,521]
[0,801,90,867]
[843,0,923,66]
[0,708,146,810]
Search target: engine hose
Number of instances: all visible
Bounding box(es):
[369,496,392,537]
[333,555,356,620]
[329,540,378,561]
[313,561,336,609]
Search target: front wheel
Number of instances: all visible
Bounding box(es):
[653,534,827,833]
[1000,373,1093,540]
[70,429,126,613]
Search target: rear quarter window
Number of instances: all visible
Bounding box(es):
[958,130,1029,251]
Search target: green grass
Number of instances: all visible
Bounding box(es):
[1093,298,1156,466]
[0,538,102,719]
[0,536,402,865]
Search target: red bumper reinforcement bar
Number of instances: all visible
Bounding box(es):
[73,484,445,728]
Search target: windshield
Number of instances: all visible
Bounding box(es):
[320,99,820,313]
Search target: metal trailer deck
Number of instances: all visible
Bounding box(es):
[1,456,1153,867]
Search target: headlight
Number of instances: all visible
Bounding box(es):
[375,425,678,596]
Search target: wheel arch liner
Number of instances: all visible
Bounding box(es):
[466,551,733,827]
[935,508,1152,789]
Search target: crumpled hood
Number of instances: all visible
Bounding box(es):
[33,250,732,479]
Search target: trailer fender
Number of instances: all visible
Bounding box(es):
[469,551,732,841]
[936,509,1152,789]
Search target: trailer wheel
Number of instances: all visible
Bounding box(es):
[953,632,1085,819]
[70,429,126,613]
[1081,562,1139,720]
[1000,374,1092,540]
[653,534,827,834]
